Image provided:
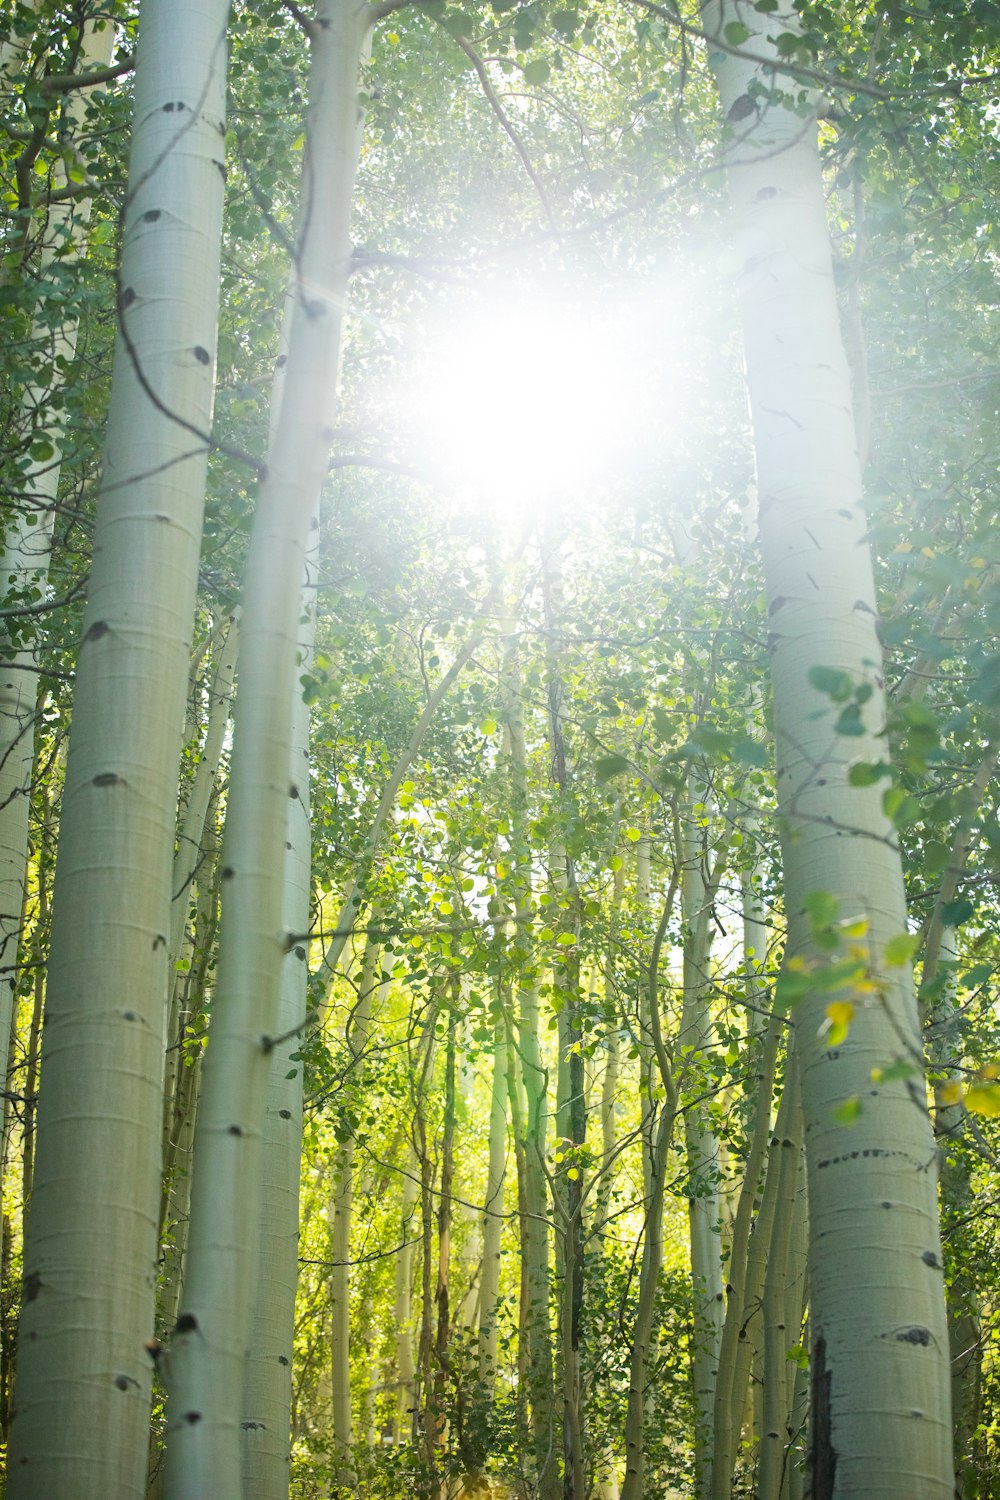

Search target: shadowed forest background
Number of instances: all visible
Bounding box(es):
[1,1,1000,1497]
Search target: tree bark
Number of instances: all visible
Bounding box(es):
[6,2,228,1492]
[162,2,372,1491]
[702,4,953,1494]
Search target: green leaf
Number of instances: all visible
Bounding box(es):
[730,733,768,767]
[882,786,920,827]
[848,761,891,787]
[723,20,751,43]
[833,1096,862,1125]
[960,962,992,989]
[870,1059,915,1084]
[522,58,551,85]
[808,665,853,702]
[834,703,865,737]
[776,964,812,1008]
[965,1083,1000,1117]
[595,753,631,783]
[885,931,919,967]
[551,8,580,38]
[804,890,839,928]
[440,8,475,37]
[479,717,498,735]
[941,897,974,927]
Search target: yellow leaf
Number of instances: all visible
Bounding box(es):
[920,546,935,558]
[566,1167,579,1181]
[826,1001,854,1027]
[965,1083,1000,1117]
[936,1081,962,1107]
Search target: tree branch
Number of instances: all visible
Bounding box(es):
[38,56,134,96]
[452,35,560,236]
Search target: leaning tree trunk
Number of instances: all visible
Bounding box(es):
[702,4,953,1495]
[162,1,373,1492]
[6,2,228,1494]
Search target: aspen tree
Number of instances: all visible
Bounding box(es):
[394,1147,420,1442]
[239,611,314,1499]
[620,864,681,1500]
[679,788,725,1498]
[240,288,311,1500]
[6,0,228,1492]
[478,1003,509,1383]
[162,0,375,1490]
[710,1016,783,1499]
[500,617,558,1497]
[329,932,383,1485]
[541,522,586,1498]
[0,14,115,1164]
[702,3,953,1493]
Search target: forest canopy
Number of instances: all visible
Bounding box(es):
[1,1,999,1498]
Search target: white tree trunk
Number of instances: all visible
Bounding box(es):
[163,4,371,1490]
[702,4,952,1494]
[0,14,115,1161]
[6,1,228,1493]
[239,590,313,1499]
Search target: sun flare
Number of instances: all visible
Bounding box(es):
[413,290,662,511]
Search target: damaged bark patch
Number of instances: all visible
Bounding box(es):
[810,1334,836,1500]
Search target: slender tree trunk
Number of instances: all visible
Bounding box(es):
[702,6,953,1493]
[501,618,557,1497]
[541,524,586,1500]
[434,996,458,1458]
[620,875,681,1500]
[927,929,981,1500]
[757,1053,804,1500]
[619,1095,677,1500]
[6,2,228,1493]
[395,1147,420,1443]
[478,1005,509,1384]
[329,934,382,1486]
[168,616,239,970]
[680,789,724,1498]
[163,3,372,1491]
[240,603,314,1499]
[710,1017,782,1500]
